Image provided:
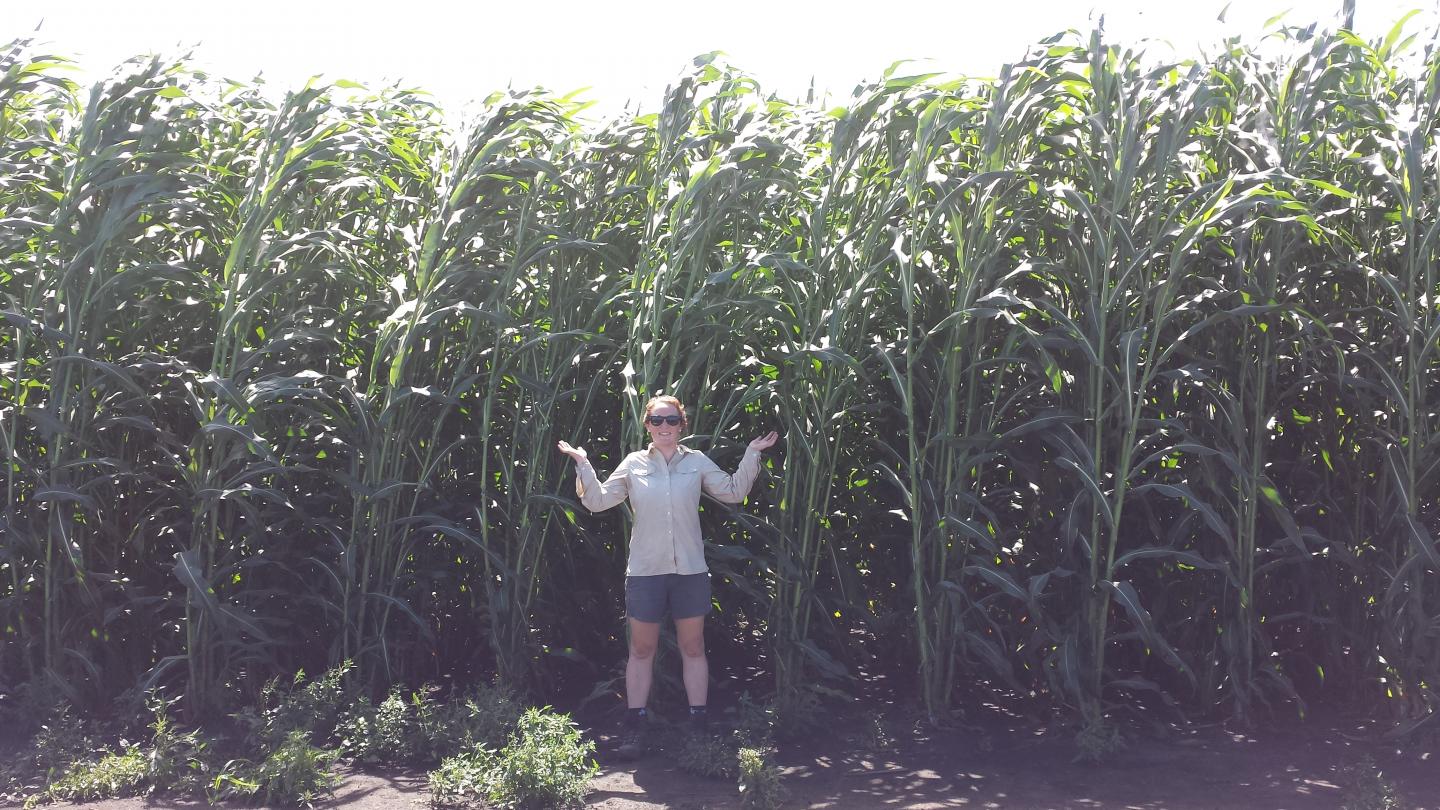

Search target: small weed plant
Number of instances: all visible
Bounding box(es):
[3,707,95,802]
[241,662,356,750]
[214,729,338,808]
[27,708,95,781]
[15,694,216,807]
[144,694,213,794]
[429,707,596,809]
[25,747,147,808]
[1074,716,1124,762]
[736,745,786,810]
[429,684,525,753]
[339,682,522,766]
[734,692,777,747]
[428,748,490,808]
[771,685,826,741]
[338,688,413,763]
[854,707,895,753]
[1339,755,1406,810]
[675,731,739,780]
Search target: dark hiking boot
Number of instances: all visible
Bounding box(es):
[616,709,648,760]
[616,725,646,760]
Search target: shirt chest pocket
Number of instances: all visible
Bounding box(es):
[670,469,702,501]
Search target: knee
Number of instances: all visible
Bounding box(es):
[629,639,656,661]
[679,638,706,659]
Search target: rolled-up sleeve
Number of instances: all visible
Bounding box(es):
[576,456,631,512]
[699,448,762,503]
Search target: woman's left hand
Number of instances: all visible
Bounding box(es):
[748,431,779,452]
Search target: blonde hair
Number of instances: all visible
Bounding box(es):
[643,395,688,427]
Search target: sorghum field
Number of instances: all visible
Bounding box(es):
[2,6,1439,807]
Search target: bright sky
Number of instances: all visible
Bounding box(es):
[10,0,1436,118]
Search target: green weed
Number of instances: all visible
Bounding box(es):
[213,729,338,808]
[429,707,596,809]
[736,745,786,810]
[26,748,147,807]
[339,682,523,766]
[240,662,357,750]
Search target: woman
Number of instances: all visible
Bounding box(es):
[557,395,777,757]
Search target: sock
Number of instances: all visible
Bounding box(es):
[688,705,709,729]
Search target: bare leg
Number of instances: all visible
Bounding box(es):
[626,618,660,709]
[675,614,708,707]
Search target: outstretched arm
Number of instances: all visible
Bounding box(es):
[700,431,778,504]
[558,441,630,512]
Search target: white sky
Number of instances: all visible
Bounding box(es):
[9,0,1437,118]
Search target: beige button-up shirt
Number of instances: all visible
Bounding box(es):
[575,443,762,576]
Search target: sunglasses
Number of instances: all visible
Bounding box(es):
[645,415,683,426]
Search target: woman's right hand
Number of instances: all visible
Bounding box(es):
[556,440,588,463]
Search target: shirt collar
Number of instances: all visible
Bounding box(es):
[645,442,692,457]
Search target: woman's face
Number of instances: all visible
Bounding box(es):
[644,402,683,449]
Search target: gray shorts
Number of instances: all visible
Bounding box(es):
[625,573,712,622]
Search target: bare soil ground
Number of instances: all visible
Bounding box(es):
[21,703,1440,810]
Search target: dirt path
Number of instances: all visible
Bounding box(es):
[24,708,1440,809]
[25,706,1440,807]
[585,711,1438,809]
